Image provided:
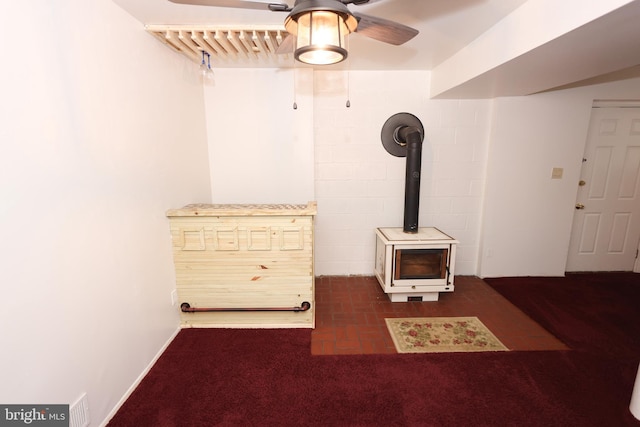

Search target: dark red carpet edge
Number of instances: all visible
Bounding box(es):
[484,272,640,358]
[108,273,640,427]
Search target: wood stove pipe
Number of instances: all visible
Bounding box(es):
[380,113,425,234]
[400,127,423,233]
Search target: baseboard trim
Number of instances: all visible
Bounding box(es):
[99,327,181,427]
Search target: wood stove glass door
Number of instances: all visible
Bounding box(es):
[394,248,448,280]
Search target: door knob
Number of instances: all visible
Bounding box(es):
[575,203,585,210]
[578,180,586,186]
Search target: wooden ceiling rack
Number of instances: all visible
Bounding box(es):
[145,25,294,67]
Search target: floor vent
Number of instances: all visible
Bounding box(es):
[69,393,90,427]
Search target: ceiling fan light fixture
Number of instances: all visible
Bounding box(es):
[285,0,357,65]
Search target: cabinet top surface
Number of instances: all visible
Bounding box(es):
[167,201,317,217]
[377,227,458,243]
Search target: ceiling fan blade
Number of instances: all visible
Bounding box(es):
[353,12,418,45]
[168,0,291,11]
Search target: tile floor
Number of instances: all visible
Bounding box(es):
[311,275,568,355]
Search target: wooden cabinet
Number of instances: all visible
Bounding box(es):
[166,202,316,328]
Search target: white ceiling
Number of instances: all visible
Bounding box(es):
[113,0,640,98]
[113,0,528,69]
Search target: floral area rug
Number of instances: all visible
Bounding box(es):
[385,317,509,353]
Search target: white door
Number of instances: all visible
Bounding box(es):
[566,106,640,272]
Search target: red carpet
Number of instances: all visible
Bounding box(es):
[108,273,640,426]
[485,272,640,358]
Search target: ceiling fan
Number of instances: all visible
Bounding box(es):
[168,0,419,65]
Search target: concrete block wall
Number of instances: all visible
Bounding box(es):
[313,70,492,276]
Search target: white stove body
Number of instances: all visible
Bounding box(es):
[375,227,458,302]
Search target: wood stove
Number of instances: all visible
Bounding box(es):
[375,112,458,302]
[375,227,458,302]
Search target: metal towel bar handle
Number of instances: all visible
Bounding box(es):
[180,301,311,313]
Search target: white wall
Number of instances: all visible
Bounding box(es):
[478,94,591,276]
[204,68,314,204]
[203,69,491,276]
[203,67,640,279]
[312,71,491,275]
[479,75,640,277]
[0,1,211,425]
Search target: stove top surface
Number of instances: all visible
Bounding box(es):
[378,227,456,243]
